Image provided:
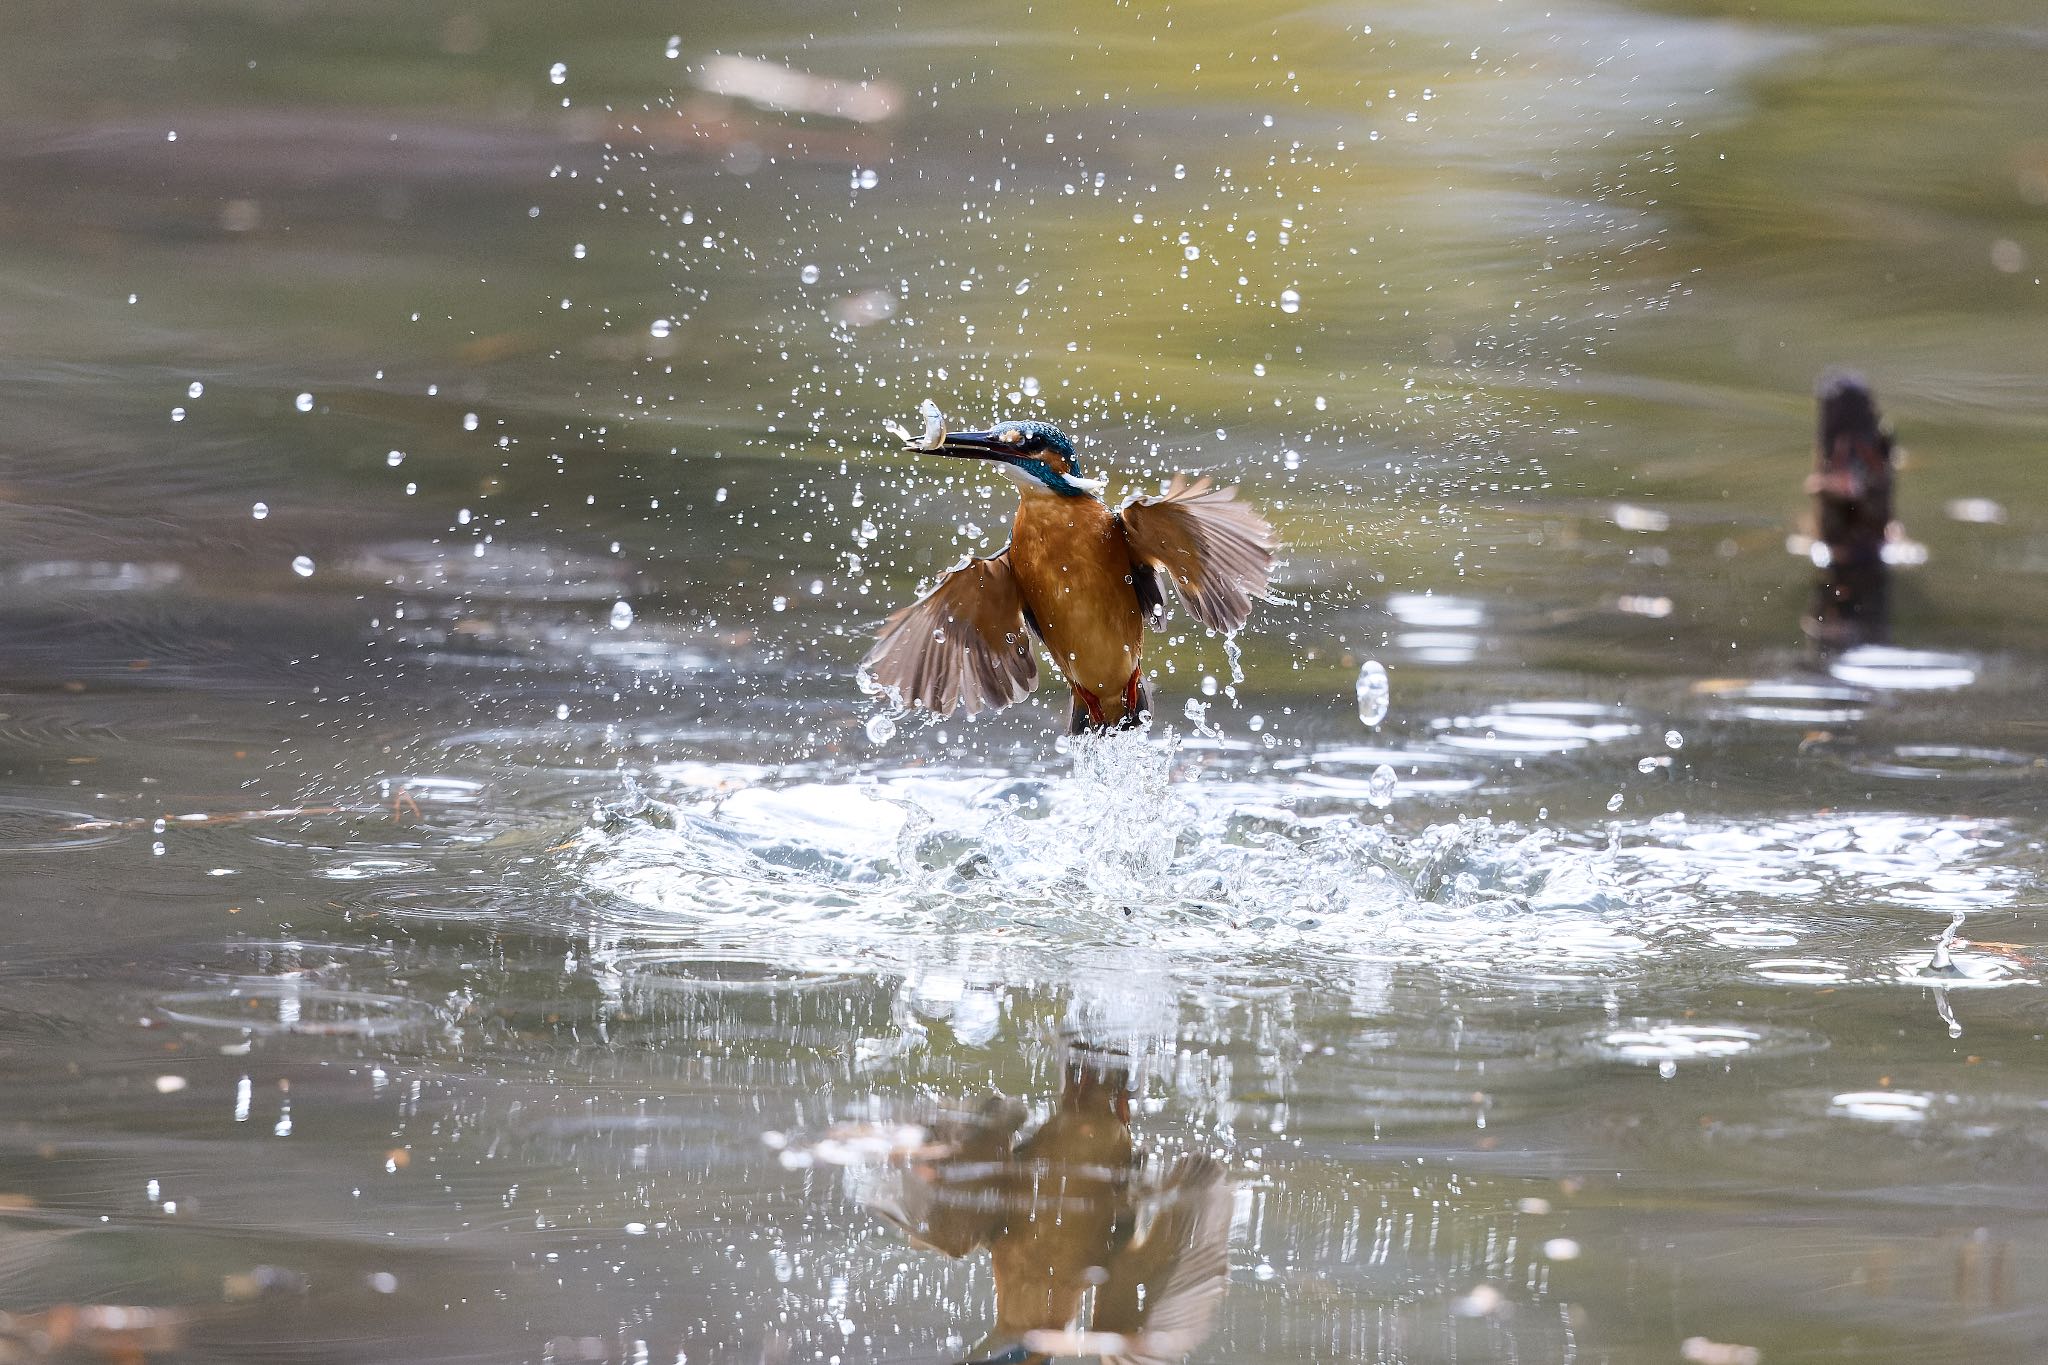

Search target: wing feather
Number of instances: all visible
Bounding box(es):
[860,552,1039,718]
[1117,476,1276,635]
[1089,1154,1235,1365]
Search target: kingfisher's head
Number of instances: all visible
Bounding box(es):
[929,420,1101,498]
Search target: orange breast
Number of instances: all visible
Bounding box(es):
[1009,492,1143,719]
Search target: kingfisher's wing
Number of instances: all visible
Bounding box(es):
[1082,1154,1235,1365]
[866,1095,1027,1257]
[860,552,1040,717]
[1117,476,1276,634]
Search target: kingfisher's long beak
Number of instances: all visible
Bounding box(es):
[934,430,1026,466]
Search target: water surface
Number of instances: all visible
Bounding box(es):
[2,1,2045,1361]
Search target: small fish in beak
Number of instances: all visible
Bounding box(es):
[884,397,949,451]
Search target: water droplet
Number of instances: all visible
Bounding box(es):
[1184,244,1200,261]
[187,381,204,399]
[548,62,568,85]
[170,407,185,422]
[865,713,896,744]
[555,703,570,720]
[1366,764,1397,809]
[386,450,405,467]
[1606,792,1625,812]
[1279,288,1302,314]
[251,502,269,520]
[1173,163,1186,179]
[799,264,821,285]
[1021,376,1041,397]
[463,412,479,431]
[294,392,314,413]
[572,242,587,259]
[609,600,635,630]
[772,596,788,612]
[1637,756,1660,774]
[1355,660,1390,727]
[649,318,672,338]
[1664,729,1684,749]
[291,555,314,577]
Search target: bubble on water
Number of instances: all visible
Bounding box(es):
[865,713,896,745]
[1279,288,1301,314]
[294,392,314,413]
[1355,660,1390,728]
[609,600,635,630]
[251,502,269,520]
[187,381,204,399]
[548,62,568,85]
[1665,729,1684,749]
[799,264,821,285]
[1606,792,1625,812]
[291,555,314,577]
[1366,763,1397,809]
[650,318,672,338]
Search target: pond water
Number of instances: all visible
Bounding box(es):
[2,1,2045,1361]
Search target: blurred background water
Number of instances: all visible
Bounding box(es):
[1,1,2045,1361]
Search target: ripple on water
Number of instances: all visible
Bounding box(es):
[1276,746,1489,801]
[1846,745,2045,782]
[1750,958,1852,985]
[1582,1021,1826,1067]
[1691,678,1870,725]
[157,981,428,1036]
[1430,701,1640,756]
[1828,1090,1933,1124]
[609,948,867,996]
[1827,645,1978,691]
[0,798,127,852]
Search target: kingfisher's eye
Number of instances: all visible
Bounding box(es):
[999,427,1024,444]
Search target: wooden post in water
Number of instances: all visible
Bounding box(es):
[1804,370,1895,648]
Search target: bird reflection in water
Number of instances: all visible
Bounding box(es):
[864,1047,1234,1365]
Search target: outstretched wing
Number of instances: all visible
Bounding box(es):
[860,552,1039,718]
[865,1095,1027,1258]
[1088,1154,1235,1365]
[1117,475,1276,635]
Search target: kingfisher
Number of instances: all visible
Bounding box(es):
[861,411,1277,733]
[867,1049,1234,1365]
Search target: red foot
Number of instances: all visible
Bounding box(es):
[1122,667,1143,715]
[1074,687,1107,727]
